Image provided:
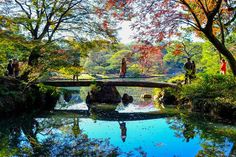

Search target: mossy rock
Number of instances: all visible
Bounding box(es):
[158,89,178,106]
[86,85,121,104]
[0,77,59,117]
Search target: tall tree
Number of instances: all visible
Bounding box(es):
[104,0,236,75]
[0,0,117,66]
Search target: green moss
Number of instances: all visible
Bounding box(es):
[37,83,60,97]
[167,74,185,83]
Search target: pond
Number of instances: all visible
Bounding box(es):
[0,86,236,157]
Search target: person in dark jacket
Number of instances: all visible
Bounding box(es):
[7,60,14,76]
[13,59,20,78]
[184,58,193,84]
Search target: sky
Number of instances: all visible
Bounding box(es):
[117,21,204,44]
[117,21,134,44]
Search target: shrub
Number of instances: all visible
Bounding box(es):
[180,73,236,104]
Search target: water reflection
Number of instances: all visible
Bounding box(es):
[72,115,81,138]
[118,121,127,142]
[0,115,235,156]
[55,86,161,113]
[56,92,160,113]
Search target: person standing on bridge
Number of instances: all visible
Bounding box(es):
[120,58,127,78]
[7,59,14,76]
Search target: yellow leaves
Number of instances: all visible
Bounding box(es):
[195,30,204,38]
[105,0,116,11]
[212,26,221,36]
[206,0,217,11]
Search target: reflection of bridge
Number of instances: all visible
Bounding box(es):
[39,110,176,121]
[40,79,177,88]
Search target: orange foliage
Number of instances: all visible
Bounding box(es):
[105,0,116,10]
[172,49,182,56]
[132,44,164,68]
[103,20,109,30]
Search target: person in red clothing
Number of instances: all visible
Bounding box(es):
[120,58,127,78]
[220,59,227,75]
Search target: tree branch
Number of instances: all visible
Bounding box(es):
[205,0,222,32]
[180,0,202,30]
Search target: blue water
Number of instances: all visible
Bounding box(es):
[80,118,201,157]
[80,118,235,156]
[0,115,235,156]
[46,85,236,156]
[32,117,233,157]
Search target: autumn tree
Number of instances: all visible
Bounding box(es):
[132,44,164,74]
[104,0,236,75]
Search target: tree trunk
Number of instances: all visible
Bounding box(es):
[28,46,42,66]
[204,31,236,76]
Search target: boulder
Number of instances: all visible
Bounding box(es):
[86,85,121,104]
[158,89,177,106]
[0,76,59,117]
[122,93,133,105]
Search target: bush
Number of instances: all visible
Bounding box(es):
[127,64,142,77]
[167,74,185,83]
[179,73,236,104]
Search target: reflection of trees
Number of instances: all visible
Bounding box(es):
[0,117,42,156]
[0,116,119,156]
[196,141,228,157]
[229,143,236,157]
[167,114,236,156]
[72,115,81,138]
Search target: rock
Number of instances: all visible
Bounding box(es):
[0,76,59,117]
[141,94,152,99]
[158,89,177,106]
[86,85,121,104]
[122,93,133,105]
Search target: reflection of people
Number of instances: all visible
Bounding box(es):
[72,116,81,138]
[184,58,193,84]
[13,59,20,78]
[118,121,127,142]
[220,59,227,75]
[120,58,127,78]
[7,59,14,76]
